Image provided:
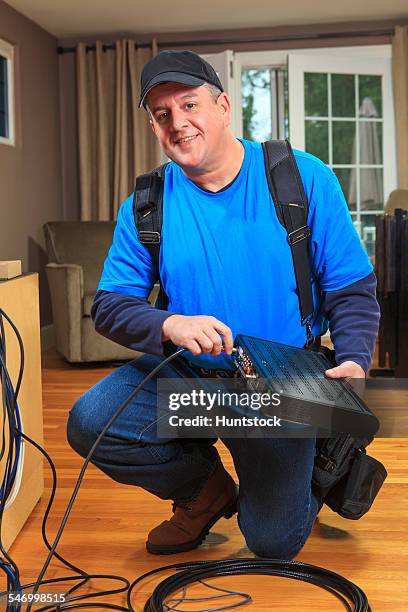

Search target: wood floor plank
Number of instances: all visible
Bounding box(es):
[4,350,408,610]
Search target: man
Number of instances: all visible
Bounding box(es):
[67,51,379,557]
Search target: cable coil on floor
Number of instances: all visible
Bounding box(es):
[127,558,371,612]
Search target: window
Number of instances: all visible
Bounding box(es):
[0,38,15,146]
[241,67,288,141]
[235,50,291,140]
[302,71,385,257]
[234,47,397,257]
[289,50,396,258]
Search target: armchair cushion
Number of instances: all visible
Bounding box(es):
[44,221,115,296]
[43,221,139,363]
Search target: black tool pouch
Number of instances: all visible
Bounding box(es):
[311,344,388,519]
[313,433,371,495]
[324,448,388,519]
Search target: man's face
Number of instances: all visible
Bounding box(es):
[146,82,231,171]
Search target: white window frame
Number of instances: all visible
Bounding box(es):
[0,38,15,147]
[234,50,288,139]
[288,49,396,203]
[201,50,241,136]
[234,45,397,205]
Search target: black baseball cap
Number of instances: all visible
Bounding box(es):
[139,50,224,108]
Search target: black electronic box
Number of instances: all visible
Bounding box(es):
[233,334,379,436]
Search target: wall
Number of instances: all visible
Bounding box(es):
[0,0,63,327]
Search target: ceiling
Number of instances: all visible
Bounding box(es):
[4,0,408,39]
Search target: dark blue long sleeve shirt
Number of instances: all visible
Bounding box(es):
[91,271,380,374]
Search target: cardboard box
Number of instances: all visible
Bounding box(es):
[0,260,22,280]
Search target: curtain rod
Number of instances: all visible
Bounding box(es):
[57,28,393,54]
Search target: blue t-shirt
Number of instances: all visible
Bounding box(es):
[98,139,373,368]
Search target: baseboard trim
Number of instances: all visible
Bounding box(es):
[40,324,55,351]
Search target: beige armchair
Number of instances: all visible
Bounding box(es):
[43,221,140,363]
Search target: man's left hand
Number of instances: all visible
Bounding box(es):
[325,360,365,379]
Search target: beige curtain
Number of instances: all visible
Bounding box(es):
[77,40,161,220]
[392,26,408,189]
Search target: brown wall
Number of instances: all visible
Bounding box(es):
[0,0,63,327]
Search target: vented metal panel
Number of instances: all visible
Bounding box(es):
[235,334,376,422]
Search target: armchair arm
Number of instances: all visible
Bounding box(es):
[45,263,84,362]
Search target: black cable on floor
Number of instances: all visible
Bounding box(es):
[0,308,373,611]
[0,308,139,610]
[127,558,371,612]
[26,346,187,610]
[161,578,252,611]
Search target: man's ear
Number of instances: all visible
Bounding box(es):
[217,92,231,126]
[218,92,230,112]
[149,118,156,135]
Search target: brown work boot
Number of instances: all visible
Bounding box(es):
[146,462,238,554]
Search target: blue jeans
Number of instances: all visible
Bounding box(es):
[67,354,320,559]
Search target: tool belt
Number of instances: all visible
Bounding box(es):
[311,346,387,519]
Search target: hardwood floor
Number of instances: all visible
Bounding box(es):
[6,350,408,610]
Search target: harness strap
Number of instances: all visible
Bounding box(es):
[133,163,169,308]
[262,140,314,332]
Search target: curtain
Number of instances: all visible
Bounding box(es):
[392,26,408,189]
[77,40,161,220]
[348,97,383,208]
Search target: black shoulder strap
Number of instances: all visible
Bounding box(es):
[133,162,169,308]
[262,139,314,342]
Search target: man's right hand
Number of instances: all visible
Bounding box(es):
[162,315,233,357]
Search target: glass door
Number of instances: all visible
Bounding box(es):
[288,52,397,257]
[232,48,397,256]
[241,66,288,141]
